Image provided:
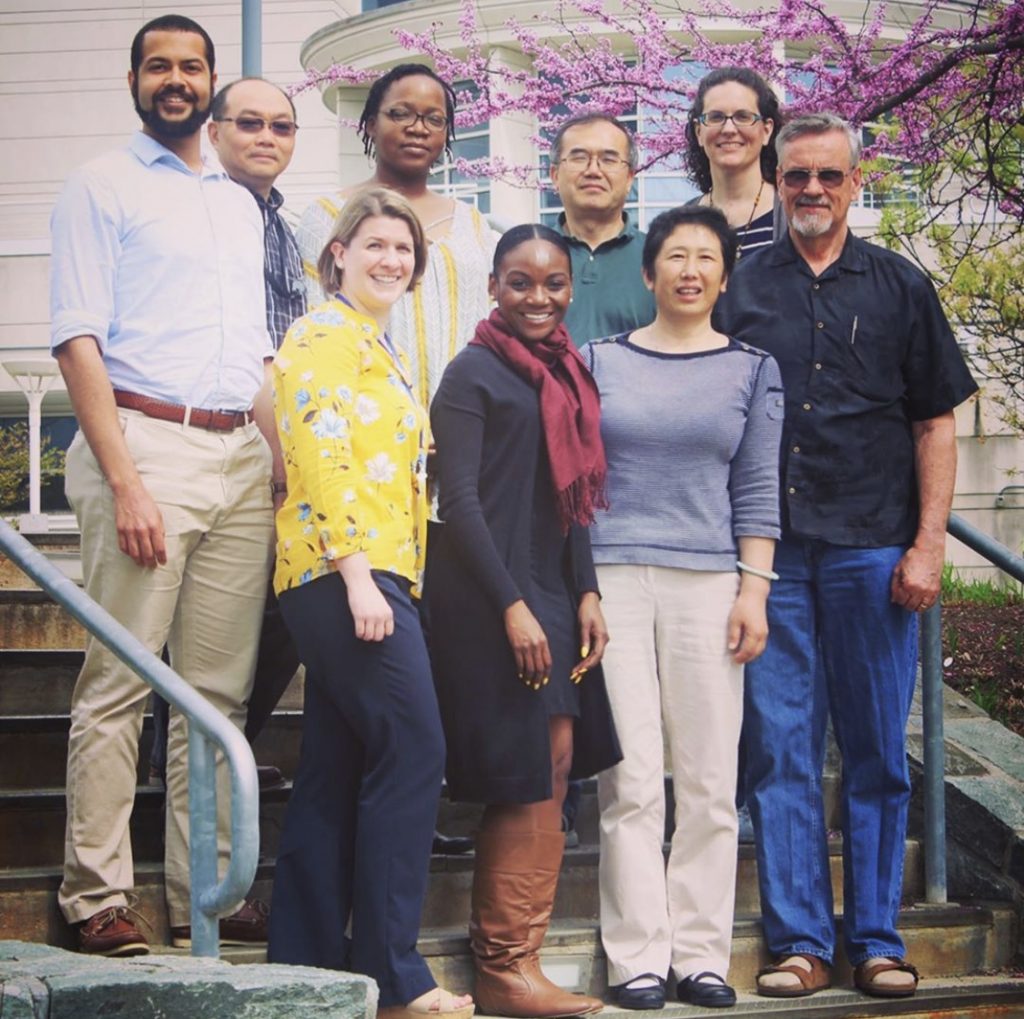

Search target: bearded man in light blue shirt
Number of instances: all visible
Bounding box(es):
[50,13,276,957]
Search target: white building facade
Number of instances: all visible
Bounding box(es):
[0,0,1020,568]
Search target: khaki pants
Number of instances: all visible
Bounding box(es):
[597,564,743,984]
[59,410,273,926]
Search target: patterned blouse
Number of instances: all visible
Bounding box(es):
[296,196,496,409]
[271,298,430,596]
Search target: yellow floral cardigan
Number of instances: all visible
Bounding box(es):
[271,298,430,596]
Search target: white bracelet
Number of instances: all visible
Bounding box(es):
[737,560,780,582]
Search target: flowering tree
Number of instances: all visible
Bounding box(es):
[297,0,1024,426]
[298,0,1022,209]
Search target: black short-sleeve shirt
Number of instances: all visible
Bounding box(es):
[715,230,978,548]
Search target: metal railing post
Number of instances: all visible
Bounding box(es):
[920,601,947,903]
[0,518,259,958]
[189,730,221,957]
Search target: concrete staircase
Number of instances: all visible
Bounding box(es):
[2,531,1023,1017]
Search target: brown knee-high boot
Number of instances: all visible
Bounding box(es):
[470,812,603,1017]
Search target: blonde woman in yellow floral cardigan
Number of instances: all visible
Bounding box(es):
[266,187,473,1019]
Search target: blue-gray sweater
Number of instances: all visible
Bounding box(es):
[584,334,783,571]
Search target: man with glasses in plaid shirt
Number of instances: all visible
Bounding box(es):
[208,79,305,766]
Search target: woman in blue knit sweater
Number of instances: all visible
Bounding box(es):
[585,205,783,1010]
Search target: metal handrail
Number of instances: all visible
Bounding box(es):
[0,517,259,958]
[921,513,1024,904]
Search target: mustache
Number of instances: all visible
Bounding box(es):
[155,84,195,101]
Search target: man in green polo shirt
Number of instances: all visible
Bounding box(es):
[550,113,656,346]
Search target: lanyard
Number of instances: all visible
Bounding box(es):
[334,292,419,409]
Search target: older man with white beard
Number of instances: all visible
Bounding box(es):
[716,112,976,1002]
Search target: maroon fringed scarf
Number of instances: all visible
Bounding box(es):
[470,309,608,531]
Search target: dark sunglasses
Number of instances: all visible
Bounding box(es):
[780,168,851,189]
[215,117,298,138]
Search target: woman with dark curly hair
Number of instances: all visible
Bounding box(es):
[684,67,784,258]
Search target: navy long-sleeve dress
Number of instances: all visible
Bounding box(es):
[426,344,621,804]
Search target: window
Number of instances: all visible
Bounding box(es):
[856,125,919,210]
[427,82,491,213]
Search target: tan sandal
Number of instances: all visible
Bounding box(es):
[854,957,919,999]
[756,953,831,998]
[379,987,475,1019]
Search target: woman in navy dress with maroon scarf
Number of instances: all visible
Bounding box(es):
[427,224,620,1018]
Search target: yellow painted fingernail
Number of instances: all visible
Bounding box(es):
[542,675,549,686]
[580,645,590,658]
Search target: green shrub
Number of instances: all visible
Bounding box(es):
[0,421,66,512]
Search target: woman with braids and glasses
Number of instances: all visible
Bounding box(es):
[684,67,785,258]
[297,63,497,412]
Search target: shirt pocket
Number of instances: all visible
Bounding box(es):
[836,318,906,403]
[766,386,785,421]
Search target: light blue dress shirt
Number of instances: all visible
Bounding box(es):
[50,131,272,411]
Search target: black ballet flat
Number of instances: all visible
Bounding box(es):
[676,972,736,1009]
[609,974,666,1010]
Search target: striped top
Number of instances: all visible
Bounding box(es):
[296,194,497,409]
[735,208,774,258]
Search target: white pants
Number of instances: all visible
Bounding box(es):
[597,564,743,984]
[59,410,273,926]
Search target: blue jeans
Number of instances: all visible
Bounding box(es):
[744,538,918,966]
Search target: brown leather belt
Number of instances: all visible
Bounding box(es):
[113,389,254,432]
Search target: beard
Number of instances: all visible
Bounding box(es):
[790,204,834,238]
[133,82,211,140]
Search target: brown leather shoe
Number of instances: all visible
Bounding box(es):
[257,765,286,789]
[77,904,150,957]
[170,897,269,948]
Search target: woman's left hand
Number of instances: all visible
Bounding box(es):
[573,592,609,682]
[727,589,769,664]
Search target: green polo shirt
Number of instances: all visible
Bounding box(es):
[558,212,656,347]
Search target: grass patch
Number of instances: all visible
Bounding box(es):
[941,563,1022,606]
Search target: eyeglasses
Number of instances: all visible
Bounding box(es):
[780,168,852,189]
[696,110,763,128]
[559,150,630,171]
[382,107,449,131]
[215,117,298,138]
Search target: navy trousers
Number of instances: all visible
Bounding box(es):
[269,571,445,1006]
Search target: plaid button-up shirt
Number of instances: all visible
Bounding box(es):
[255,187,306,349]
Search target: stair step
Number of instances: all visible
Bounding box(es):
[0,649,82,713]
[0,835,924,939]
[2,856,1013,996]
[416,911,1022,1002]
[0,592,86,648]
[0,647,306,717]
[0,537,81,590]
[0,710,304,788]
[0,783,292,869]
